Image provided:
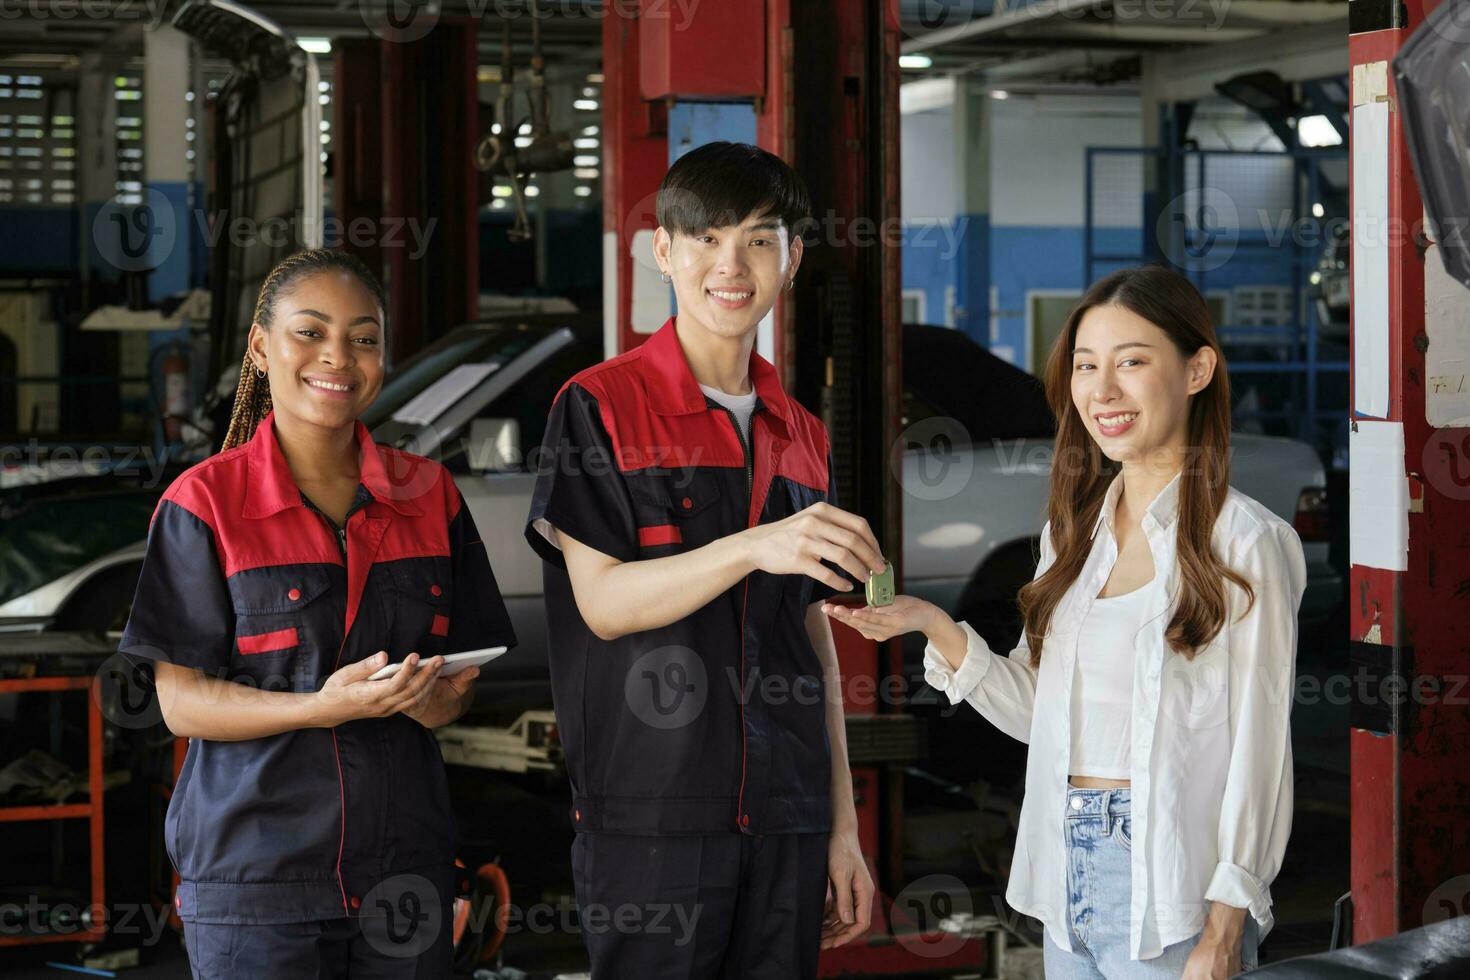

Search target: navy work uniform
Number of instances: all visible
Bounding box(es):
[120,411,516,978]
[526,318,844,979]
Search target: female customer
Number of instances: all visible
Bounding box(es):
[824,266,1304,979]
[121,248,517,978]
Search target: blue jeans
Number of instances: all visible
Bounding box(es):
[1042,786,1260,979]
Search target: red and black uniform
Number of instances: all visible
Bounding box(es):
[121,412,515,977]
[525,317,842,977]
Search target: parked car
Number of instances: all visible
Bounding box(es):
[0,473,173,634]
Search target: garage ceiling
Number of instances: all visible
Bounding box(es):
[0,1,604,70]
[0,1,1348,95]
[899,0,1347,89]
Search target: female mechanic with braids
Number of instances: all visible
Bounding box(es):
[120,247,517,978]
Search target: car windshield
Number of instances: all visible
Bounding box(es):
[0,491,158,607]
[362,326,543,437]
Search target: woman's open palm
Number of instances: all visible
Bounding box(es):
[820,595,934,642]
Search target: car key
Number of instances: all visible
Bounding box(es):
[866,560,895,607]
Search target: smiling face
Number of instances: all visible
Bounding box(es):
[1069,303,1215,464]
[653,213,803,342]
[247,270,386,432]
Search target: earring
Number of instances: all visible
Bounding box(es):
[255,367,266,379]
[660,271,672,284]
[785,279,795,291]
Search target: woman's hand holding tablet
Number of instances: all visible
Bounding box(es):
[367,647,509,682]
[314,651,442,725]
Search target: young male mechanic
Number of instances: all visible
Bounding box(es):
[525,141,881,978]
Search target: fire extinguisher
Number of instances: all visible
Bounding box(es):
[160,345,190,443]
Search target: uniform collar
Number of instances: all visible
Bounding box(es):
[639,316,792,428]
[1090,467,1183,540]
[242,410,421,519]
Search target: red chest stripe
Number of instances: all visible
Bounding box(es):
[237,627,298,654]
[638,524,684,547]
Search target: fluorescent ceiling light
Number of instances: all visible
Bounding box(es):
[1297,114,1342,148]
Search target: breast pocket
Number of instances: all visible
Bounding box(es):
[629,470,726,552]
[387,557,454,658]
[228,567,333,691]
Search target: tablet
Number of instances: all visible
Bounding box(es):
[367,647,508,682]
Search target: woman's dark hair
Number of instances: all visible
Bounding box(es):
[221,247,387,451]
[656,141,812,237]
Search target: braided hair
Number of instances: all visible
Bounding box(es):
[221,248,387,451]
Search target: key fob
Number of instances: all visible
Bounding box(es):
[865,561,895,607]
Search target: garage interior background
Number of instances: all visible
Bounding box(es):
[2,0,1465,977]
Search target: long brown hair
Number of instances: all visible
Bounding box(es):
[1017,266,1253,666]
[220,248,386,451]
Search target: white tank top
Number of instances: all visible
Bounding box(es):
[1069,585,1153,779]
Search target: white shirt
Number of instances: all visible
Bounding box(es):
[923,470,1306,960]
[699,382,757,446]
[1069,584,1152,780]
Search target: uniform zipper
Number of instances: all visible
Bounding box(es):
[714,403,758,834]
[715,406,754,514]
[300,495,353,912]
[303,497,349,563]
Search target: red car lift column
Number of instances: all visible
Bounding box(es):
[1348,0,1470,945]
[335,20,480,365]
[602,5,669,358]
